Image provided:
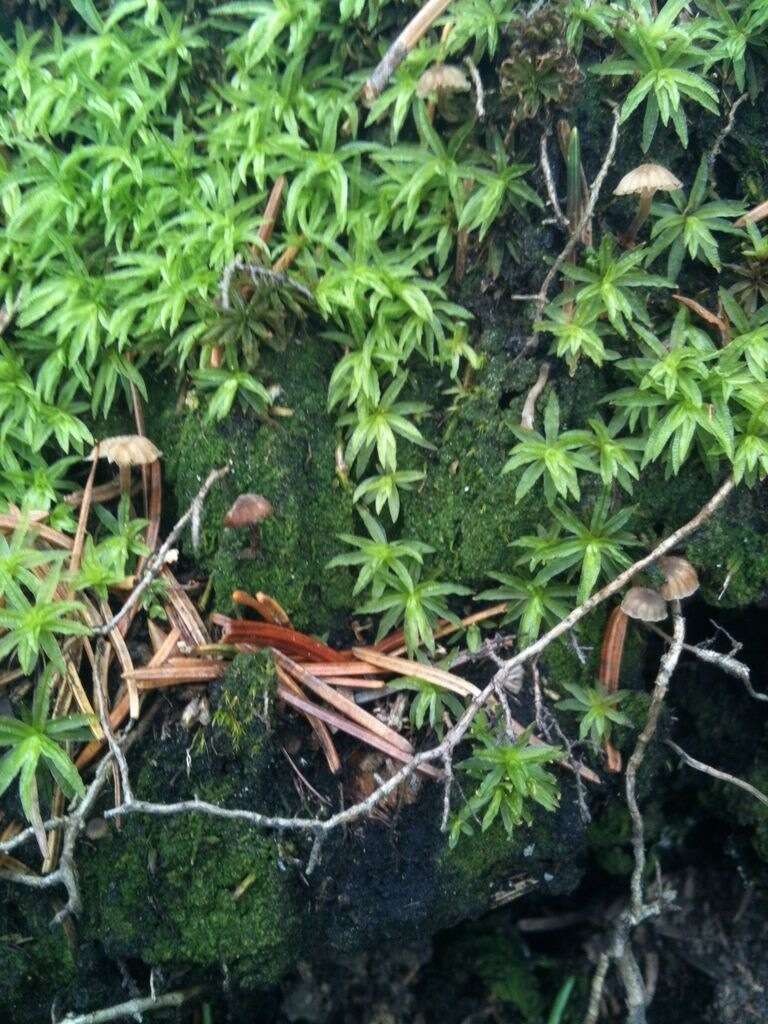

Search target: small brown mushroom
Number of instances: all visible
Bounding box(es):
[416,63,471,100]
[614,163,682,247]
[223,493,274,556]
[657,555,699,601]
[88,434,162,498]
[85,817,111,841]
[620,586,668,622]
[181,694,211,731]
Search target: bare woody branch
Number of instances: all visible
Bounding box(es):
[626,601,684,922]
[539,129,569,230]
[61,987,204,1024]
[533,104,620,322]
[362,0,455,104]
[513,105,621,362]
[666,740,768,810]
[650,623,767,703]
[93,466,229,637]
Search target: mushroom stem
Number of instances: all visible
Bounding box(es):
[118,465,132,504]
[623,190,654,247]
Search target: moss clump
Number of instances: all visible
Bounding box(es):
[80,653,303,988]
[399,338,542,586]
[83,811,299,988]
[155,342,354,634]
[209,650,278,756]
[443,926,545,1021]
[0,889,78,1023]
[439,781,586,922]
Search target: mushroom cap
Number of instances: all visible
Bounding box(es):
[657,555,699,600]
[88,435,161,467]
[620,586,668,622]
[223,493,274,528]
[416,64,471,99]
[613,163,682,196]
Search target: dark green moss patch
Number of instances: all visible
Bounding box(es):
[154,342,354,634]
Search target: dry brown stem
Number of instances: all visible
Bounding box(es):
[362,0,455,103]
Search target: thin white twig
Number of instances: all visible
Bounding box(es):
[362,0,455,103]
[626,601,684,922]
[94,467,229,637]
[520,361,551,429]
[540,130,568,230]
[649,624,767,703]
[61,987,204,1024]
[708,92,748,175]
[535,105,620,320]
[666,740,768,809]
[584,952,610,1024]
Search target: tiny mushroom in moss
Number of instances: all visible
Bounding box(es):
[88,434,162,497]
[620,586,668,622]
[416,63,471,104]
[224,493,274,556]
[657,555,699,601]
[614,163,682,247]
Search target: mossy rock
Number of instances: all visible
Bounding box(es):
[153,341,355,634]
[81,813,299,989]
[79,654,303,989]
[72,653,588,995]
[0,889,78,1024]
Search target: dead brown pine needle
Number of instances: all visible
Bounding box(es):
[351,648,481,699]
[274,650,413,756]
[232,589,292,626]
[377,601,508,656]
[278,685,441,778]
[275,665,341,774]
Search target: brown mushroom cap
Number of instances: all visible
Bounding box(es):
[657,556,699,600]
[620,586,668,622]
[223,493,274,529]
[416,64,471,99]
[88,435,161,467]
[613,163,682,197]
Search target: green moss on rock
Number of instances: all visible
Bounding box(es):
[154,343,354,634]
[439,781,586,922]
[0,890,78,1023]
[80,653,303,988]
[83,813,298,987]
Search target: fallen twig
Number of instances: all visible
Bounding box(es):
[362,0,455,103]
[626,601,684,921]
[540,129,569,230]
[464,56,484,119]
[520,361,551,429]
[61,987,204,1024]
[649,624,767,703]
[666,739,768,809]
[94,467,229,637]
[708,92,748,177]
[516,104,621,359]
[580,605,685,1024]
